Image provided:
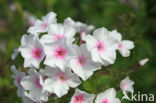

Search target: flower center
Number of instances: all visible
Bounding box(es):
[34,77,42,89]
[17,76,22,88]
[95,41,105,52]
[119,43,123,49]
[123,82,127,89]
[32,47,42,59]
[40,22,48,30]
[102,98,109,103]
[54,46,66,59]
[57,72,67,82]
[74,94,84,103]
[77,55,87,66]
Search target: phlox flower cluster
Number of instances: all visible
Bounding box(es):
[11,11,136,103]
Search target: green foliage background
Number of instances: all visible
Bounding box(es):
[0,0,155,103]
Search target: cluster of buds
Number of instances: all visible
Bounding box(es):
[11,11,146,103]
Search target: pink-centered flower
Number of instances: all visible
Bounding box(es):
[109,30,134,57]
[69,44,101,81]
[95,88,121,103]
[70,89,95,103]
[44,38,74,71]
[10,65,25,97]
[44,66,81,97]
[83,27,118,66]
[27,12,57,36]
[120,76,135,93]
[21,68,48,102]
[19,34,45,68]
[54,46,67,59]
[40,24,76,45]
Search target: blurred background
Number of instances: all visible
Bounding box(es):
[0,0,155,103]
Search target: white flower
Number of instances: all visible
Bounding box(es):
[70,89,95,103]
[109,30,134,57]
[139,58,149,66]
[28,12,57,35]
[120,76,134,93]
[19,34,45,68]
[64,17,94,34]
[95,88,121,103]
[44,38,74,71]
[40,23,76,44]
[21,68,49,102]
[10,65,25,97]
[44,66,81,97]
[69,44,101,81]
[83,27,118,65]
[11,48,19,60]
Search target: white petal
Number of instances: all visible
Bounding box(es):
[69,59,93,81]
[93,27,108,41]
[83,35,96,51]
[44,78,55,93]
[100,50,116,65]
[91,49,103,64]
[64,25,76,40]
[122,40,135,50]
[40,35,54,44]
[53,82,69,97]
[21,76,34,90]
[66,74,81,88]
[48,24,64,36]
[19,45,32,59]
[109,30,122,42]
[119,49,130,57]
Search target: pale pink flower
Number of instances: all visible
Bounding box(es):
[21,69,49,102]
[70,89,95,103]
[19,34,45,68]
[28,12,57,36]
[10,65,25,97]
[69,44,101,80]
[83,27,118,66]
[95,88,121,103]
[44,66,81,97]
[120,76,134,93]
[44,38,74,71]
[109,30,134,57]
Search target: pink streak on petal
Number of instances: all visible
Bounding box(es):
[40,22,48,30]
[32,47,42,59]
[76,55,87,67]
[95,41,105,53]
[79,30,86,36]
[119,43,123,49]
[54,46,66,59]
[34,77,42,89]
[56,72,67,83]
[17,76,22,88]
[122,82,127,89]
[74,94,84,103]
[101,98,110,103]
[54,34,64,41]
